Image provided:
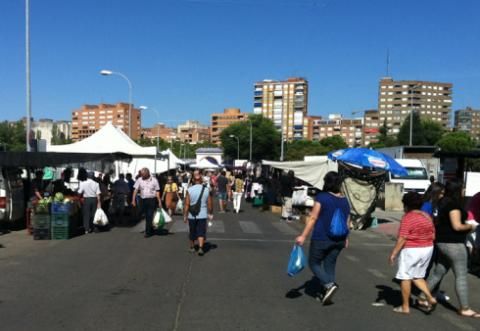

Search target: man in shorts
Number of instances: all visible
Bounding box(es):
[215,171,229,213]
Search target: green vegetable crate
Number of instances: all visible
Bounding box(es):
[32,214,50,230]
[51,213,71,240]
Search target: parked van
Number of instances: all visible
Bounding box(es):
[0,167,25,224]
[389,159,430,194]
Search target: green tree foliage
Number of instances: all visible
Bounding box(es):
[319,135,348,151]
[437,131,475,152]
[396,113,445,146]
[0,121,26,151]
[284,136,347,161]
[220,114,280,161]
[370,120,397,148]
[50,124,72,145]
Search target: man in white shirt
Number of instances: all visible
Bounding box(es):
[77,169,101,234]
[132,168,162,238]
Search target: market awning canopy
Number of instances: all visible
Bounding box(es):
[0,151,131,168]
[47,122,156,157]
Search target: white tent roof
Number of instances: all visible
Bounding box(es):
[190,158,221,169]
[47,122,156,156]
[263,159,338,190]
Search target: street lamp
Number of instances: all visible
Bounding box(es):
[229,134,240,161]
[140,106,160,174]
[249,119,253,161]
[409,85,420,146]
[25,0,32,151]
[100,69,133,137]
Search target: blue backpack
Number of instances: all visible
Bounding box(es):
[328,208,349,239]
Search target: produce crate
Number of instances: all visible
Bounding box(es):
[32,214,51,229]
[51,214,69,227]
[51,202,72,215]
[33,228,50,240]
[51,226,70,240]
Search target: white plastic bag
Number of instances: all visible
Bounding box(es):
[175,199,184,214]
[162,208,172,224]
[153,209,163,229]
[93,208,109,226]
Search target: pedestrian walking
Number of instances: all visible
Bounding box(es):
[421,182,444,217]
[280,170,295,221]
[389,192,437,314]
[295,171,350,305]
[131,168,162,238]
[162,175,181,216]
[215,171,229,213]
[232,174,244,213]
[111,173,130,225]
[184,170,213,256]
[418,179,480,318]
[77,168,101,234]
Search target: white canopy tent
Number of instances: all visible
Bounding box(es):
[48,122,183,175]
[190,158,222,170]
[263,159,338,190]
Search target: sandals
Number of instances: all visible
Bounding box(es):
[459,309,480,318]
[393,306,410,314]
[415,299,437,314]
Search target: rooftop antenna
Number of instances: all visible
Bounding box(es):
[386,48,390,77]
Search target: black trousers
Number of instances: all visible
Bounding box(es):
[141,198,157,235]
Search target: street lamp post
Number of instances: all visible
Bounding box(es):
[140,106,160,174]
[409,85,420,146]
[25,0,32,152]
[280,108,284,162]
[100,70,133,137]
[229,134,240,161]
[249,119,253,161]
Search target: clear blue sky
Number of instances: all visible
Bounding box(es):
[1,0,480,127]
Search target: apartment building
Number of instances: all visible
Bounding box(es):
[143,124,177,142]
[253,77,308,140]
[177,120,210,144]
[363,109,380,146]
[378,77,452,135]
[454,107,480,141]
[71,103,141,141]
[308,114,363,147]
[211,108,248,145]
[32,119,72,145]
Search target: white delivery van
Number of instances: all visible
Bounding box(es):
[389,159,430,195]
[0,167,25,224]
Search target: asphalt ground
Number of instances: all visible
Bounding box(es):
[0,201,479,331]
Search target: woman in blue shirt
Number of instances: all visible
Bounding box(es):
[296,171,351,305]
[421,182,444,217]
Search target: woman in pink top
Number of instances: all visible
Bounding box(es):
[389,192,437,314]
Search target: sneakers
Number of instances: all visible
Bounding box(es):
[188,247,196,253]
[198,247,205,256]
[322,284,338,305]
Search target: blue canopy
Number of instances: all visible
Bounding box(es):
[328,148,408,176]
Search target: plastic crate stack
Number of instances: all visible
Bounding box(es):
[51,202,71,240]
[32,213,51,240]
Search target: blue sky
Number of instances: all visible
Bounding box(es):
[1,0,479,127]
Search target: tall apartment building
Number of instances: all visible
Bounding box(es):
[308,114,363,147]
[253,77,308,140]
[177,120,210,144]
[378,77,452,135]
[454,107,480,141]
[211,108,248,145]
[71,103,141,141]
[32,119,72,145]
[363,109,380,146]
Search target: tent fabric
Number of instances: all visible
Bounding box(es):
[190,158,221,169]
[47,122,156,157]
[262,159,338,190]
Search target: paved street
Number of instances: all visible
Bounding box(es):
[1,202,479,331]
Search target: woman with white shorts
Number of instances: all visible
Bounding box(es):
[389,192,437,314]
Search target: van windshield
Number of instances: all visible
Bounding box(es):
[391,167,428,180]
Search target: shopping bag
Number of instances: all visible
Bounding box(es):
[253,196,263,207]
[175,199,184,214]
[287,245,306,277]
[153,208,165,229]
[93,208,109,226]
[161,208,172,224]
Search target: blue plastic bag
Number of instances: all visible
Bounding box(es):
[287,245,306,277]
[328,208,349,239]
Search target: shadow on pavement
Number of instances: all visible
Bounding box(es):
[285,277,321,300]
[374,285,402,307]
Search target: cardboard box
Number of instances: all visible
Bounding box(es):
[270,205,282,214]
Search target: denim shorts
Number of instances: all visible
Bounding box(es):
[188,218,207,241]
[217,192,227,200]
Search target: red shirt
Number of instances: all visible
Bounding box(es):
[398,211,435,248]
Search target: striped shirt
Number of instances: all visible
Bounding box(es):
[398,211,435,248]
[133,176,160,199]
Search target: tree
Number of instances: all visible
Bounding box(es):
[370,120,397,148]
[397,112,426,145]
[437,131,475,152]
[319,135,348,151]
[220,114,281,161]
[422,120,444,146]
[285,140,329,161]
[0,121,26,151]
